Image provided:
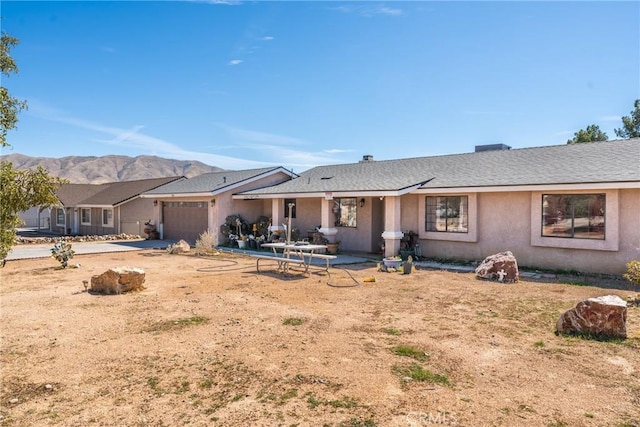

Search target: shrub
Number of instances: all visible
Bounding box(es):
[50,240,75,268]
[195,230,216,255]
[623,260,640,289]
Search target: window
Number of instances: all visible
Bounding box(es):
[542,194,605,240]
[426,196,468,233]
[333,197,357,227]
[81,208,91,225]
[284,198,296,219]
[56,208,65,226]
[102,208,114,227]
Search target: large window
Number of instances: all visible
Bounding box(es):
[102,208,114,227]
[81,208,91,225]
[542,194,605,240]
[333,197,357,227]
[284,198,296,219]
[426,196,468,233]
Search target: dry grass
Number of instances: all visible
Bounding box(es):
[0,250,638,426]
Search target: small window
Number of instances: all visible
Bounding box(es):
[425,196,468,233]
[284,198,296,219]
[542,194,605,240]
[81,208,91,225]
[333,197,357,227]
[102,208,114,227]
[56,208,65,226]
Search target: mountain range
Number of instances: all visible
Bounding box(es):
[0,153,223,184]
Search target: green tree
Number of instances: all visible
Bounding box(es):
[566,124,608,144]
[614,99,640,139]
[1,30,65,262]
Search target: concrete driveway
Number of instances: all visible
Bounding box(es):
[6,239,172,261]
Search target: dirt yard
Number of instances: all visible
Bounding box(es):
[1,248,638,426]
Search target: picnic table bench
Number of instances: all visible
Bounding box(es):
[254,254,306,274]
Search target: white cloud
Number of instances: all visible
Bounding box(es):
[262,36,274,41]
[185,0,242,5]
[213,124,350,170]
[25,102,348,171]
[26,102,271,169]
[330,4,403,17]
[229,59,243,65]
[324,149,354,154]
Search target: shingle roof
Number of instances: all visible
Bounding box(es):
[240,138,640,196]
[143,167,291,195]
[56,184,106,207]
[72,177,183,206]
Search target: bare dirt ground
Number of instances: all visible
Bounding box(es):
[1,249,638,427]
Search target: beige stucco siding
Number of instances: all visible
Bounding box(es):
[415,189,640,275]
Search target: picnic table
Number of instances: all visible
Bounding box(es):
[256,242,334,274]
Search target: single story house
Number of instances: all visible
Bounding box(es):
[51,177,182,236]
[230,139,640,275]
[140,167,297,243]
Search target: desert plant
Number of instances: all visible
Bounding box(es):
[195,230,216,255]
[623,260,640,289]
[220,214,248,244]
[254,215,270,238]
[50,240,75,268]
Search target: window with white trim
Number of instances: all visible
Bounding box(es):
[425,196,468,233]
[81,208,91,225]
[102,208,114,227]
[542,194,605,240]
[56,208,65,226]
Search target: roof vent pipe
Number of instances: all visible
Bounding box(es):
[475,144,511,152]
[360,155,374,163]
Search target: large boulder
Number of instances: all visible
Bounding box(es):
[167,239,191,254]
[475,251,519,283]
[556,295,627,338]
[90,267,146,294]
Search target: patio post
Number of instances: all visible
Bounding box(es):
[382,195,403,257]
[318,197,338,242]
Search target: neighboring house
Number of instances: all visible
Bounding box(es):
[233,139,640,275]
[141,167,297,243]
[19,206,51,229]
[51,177,183,236]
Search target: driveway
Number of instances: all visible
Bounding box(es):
[6,239,172,261]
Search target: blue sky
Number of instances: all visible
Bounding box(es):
[2,1,639,172]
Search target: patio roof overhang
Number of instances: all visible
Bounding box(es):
[232,182,427,200]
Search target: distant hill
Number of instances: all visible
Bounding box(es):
[0,153,224,184]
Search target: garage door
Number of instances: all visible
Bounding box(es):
[162,201,208,243]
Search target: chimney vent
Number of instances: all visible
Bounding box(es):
[475,144,511,152]
[360,154,374,163]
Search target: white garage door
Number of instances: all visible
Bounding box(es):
[162,201,208,243]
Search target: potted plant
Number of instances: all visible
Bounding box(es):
[237,235,247,249]
[402,255,413,274]
[326,241,339,254]
[383,255,402,269]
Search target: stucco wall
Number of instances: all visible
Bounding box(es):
[415,189,640,275]
[119,197,154,236]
